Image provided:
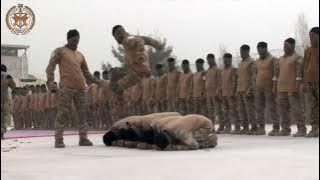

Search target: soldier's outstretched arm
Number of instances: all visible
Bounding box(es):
[139,36,164,50]
[46,48,61,83]
[81,56,99,85]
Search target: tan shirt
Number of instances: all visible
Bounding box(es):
[276,53,303,93]
[192,71,206,98]
[205,67,221,97]
[166,70,180,98]
[221,67,237,97]
[177,72,193,99]
[303,47,319,83]
[131,83,143,103]
[142,76,155,101]
[155,74,167,100]
[96,80,111,106]
[255,55,277,90]
[237,56,255,92]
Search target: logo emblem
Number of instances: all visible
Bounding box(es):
[5,4,36,35]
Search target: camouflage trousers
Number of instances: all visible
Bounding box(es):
[237,92,256,128]
[1,103,9,135]
[206,96,223,125]
[278,92,306,131]
[117,70,142,93]
[55,88,89,139]
[192,97,207,116]
[305,83,319,128]
[167,97,178,112]
[222,96,239,128]
[155,98,167,113]
[178,98,193,115]
[255,88,279,128]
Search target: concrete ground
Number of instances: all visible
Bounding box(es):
[1,125,319,180]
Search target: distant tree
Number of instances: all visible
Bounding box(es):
[101,62,113,71]
[295,13,310,55]
[217,43,228,68]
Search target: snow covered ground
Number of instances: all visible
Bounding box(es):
[1,125,319,180]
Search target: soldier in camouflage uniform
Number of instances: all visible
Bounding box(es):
[303,27,319,137]
[220,54,240,134]
[154,64,167,113]
[273,38,306,136]
[237,45,256,135]
[166,58,181,112]
[1,64,16,139]
[254,42,280,136]
[46,29,101,148]
[191,59,207,116]
[177,60,193,115]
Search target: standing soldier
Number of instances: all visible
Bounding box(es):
[155,64,167,113]
[237,45,256,135]
[273,38,306,136]
[219,54,240,134]
[254,42,280,136]
[205,54,223,132]
[38,84,48,129]
[46,29,101,148]
[303,27,319,137]
[97,70,112,129]
[1,64,16,139]
[177,60,193,115]
[142,75,156,114]
[166,58,180,112]
[191,59,207,116]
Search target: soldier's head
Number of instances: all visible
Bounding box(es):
[103,129,122,146]
[66,29,80,51]
[94,71,101,80]
[30,85,35,93]
[283,38,296,55]
[167,58,176,72]
[102,70,109,80]
[36,85,41,93]
[200,134,218,149]
[206,53,216,68]
[240,44,250,59]
[40,84,47,93]
[1,64,7,76]
[181,59,190,73]
[257,42,268,59]
[309,27,319,47]
[112,25,128,44]
[155,64,164,76]
[195,58,205,72]
[223,53,233,67]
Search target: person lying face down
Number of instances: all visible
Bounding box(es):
[154,114,218,150]
[103,112,180,146]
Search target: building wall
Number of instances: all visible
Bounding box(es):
[1,55,28,79]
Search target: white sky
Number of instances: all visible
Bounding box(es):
[1,0,319,78]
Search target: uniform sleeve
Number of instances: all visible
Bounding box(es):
[182,134,200,150]
[296,55,303,81]
[217,69,222,94]
[139,36,163,50]
[272,58,279,81]
[81,56,99,85]
[247,61,256,93]
[8,78,16,89]
[46,48,61,83]
[150,77,156,98]
[176,72,181,97]
[189,74,194,98]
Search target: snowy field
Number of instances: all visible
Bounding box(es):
[1,125,319,180]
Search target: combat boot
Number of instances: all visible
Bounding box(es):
[275,128,291,136]
[230,126,241,134]
[246,125,258,135]
[215,126,225,134]
[253,125,266,135]
[54,131,65,148]
[293,128,307,137]
[221,126,231,134]
[306,127,319,138]
[268,125,280,136]
[79,133,93,146]
[238,127,249,135]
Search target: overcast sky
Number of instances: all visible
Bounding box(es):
[1,0,319,78]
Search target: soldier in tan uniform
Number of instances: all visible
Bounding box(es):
[38,84,48,129]
[166,58,180,112]
[237,45,256,135]
[177,60,193,115]
[1,65,16,139]
[205,54,222,132]
[142,76,156,114]
[220,53,240,134]
[191,59,207,116]
[130,82,143,115]
[273,38,306,136]
[303,27,319,137]
[154,64,167,113]
[111,25,164,95]
[46,29,101,148]
[254,42,280,136]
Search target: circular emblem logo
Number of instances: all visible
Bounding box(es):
[5,4,36,35]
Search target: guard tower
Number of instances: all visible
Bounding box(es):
[1,44,29,79]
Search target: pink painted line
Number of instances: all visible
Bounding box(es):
[4,130,107,139]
